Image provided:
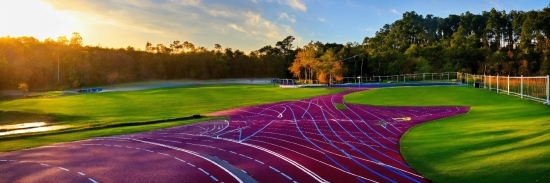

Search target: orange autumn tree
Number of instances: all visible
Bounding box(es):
[288,41,321,83]
[317,48,345,84]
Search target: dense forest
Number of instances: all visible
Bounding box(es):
[0,33,293,90]
[290,6,550,83]
[1,5,550,90]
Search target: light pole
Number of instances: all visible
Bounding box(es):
[57,50,60,83]
[360,57,363,84]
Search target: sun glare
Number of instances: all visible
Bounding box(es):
[0,0,82,40]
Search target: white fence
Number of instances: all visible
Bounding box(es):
[340,72,459,83]
[461,73,550,104]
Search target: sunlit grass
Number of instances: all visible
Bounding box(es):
[345,86,550,183]
[0,84,343,152]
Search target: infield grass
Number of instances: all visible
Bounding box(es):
[345,86,550,183]
[0,84,343,152]
[334,103,347,110]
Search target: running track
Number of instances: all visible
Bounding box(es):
[0,88,469,183]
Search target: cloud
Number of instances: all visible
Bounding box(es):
[318,18,325,22]
[286,0,306,11]
[279,12,296,23]
[390,9,399,14]
[228,23,246,33]
[241,12,301,43]
[42,0,300,52]
[177,0,201,6]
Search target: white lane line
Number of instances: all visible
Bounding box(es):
[170,132,329,183]
[210,175,219,182]
[281,172,293,180]
[198,167,210,175]
[78,172,86,176]
[125,138,244,183]
[249,139,377,182]
[269,166,280,172]
[187,163,196,167]
[174,157,186,162]
[89,178,99,183]
[40,163,50,167]
[224,138,327,183]
[158,152,170,156]
[58,167,69,171]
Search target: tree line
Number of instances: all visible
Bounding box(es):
[0,33,295,90]
[2,5,550,90]
[289,5,550,83]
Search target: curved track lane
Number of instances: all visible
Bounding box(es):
[0,88,469,183]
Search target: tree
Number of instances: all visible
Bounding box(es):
[18,83,28,97]
[57,35,68,45]
[318,49,344,83]
[288,41,321,82]
[69,32,83,47]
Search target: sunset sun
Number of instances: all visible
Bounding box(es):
[0,0,81,39]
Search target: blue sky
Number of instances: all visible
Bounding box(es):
[0,0,548,53]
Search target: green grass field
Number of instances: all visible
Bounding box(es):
[345,86,550,183]
[0,84,343,152]
[334,103,347,110]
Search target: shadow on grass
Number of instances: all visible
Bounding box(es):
[0,114,204,140]
[0,110,92,125]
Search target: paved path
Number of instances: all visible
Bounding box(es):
[0,88,469,183]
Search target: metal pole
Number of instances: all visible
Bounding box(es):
[496,75,499,93]
[521,75,524,98]
[547,75,549,105]
[57,50,60,83]
[360,58,363,84]
[507,75,510,95]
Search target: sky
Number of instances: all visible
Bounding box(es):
[0,0,548,53]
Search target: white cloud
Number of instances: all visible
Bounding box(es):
[42,0,302,52]
[241,12,300,43]
[390,9,399,14]
[365,27,373,31]
[228,23,246,33]
[177,0,201,6]
[278,12,296,23]
[286,0,306,11]
[318,18,325,22]
[207,9,234,17]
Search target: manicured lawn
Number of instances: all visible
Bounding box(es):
[0,84,343,152]
[345,86,550,183]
